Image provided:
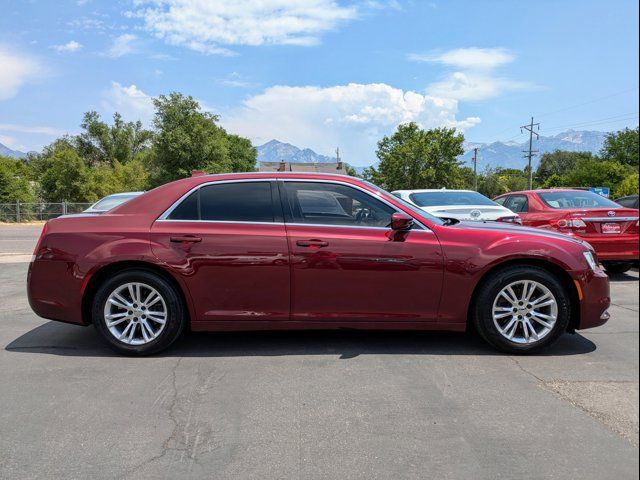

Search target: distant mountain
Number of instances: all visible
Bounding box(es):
[460,130,608,170]
[0,143,29,159]
[256,139,336,164]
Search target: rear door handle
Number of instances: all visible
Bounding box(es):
[170,235,202,243]
[296,239,329,248]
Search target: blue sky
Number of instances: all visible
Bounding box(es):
[1,0,638,166]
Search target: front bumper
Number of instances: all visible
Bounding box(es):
[575,268,611,330]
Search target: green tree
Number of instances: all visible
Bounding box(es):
[0,155,35,203]
[226,134,257,173]
[613,172,639,198]
[363,123,465,190]
[39,147,94,202]
[560,158,628,192]
[89,158,150,199]
[535,150,593,185]
[600,127,639,167]
[75,111,153,167]
[149,93,256,185]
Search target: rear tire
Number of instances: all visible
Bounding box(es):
[92,269,186,355]
[602,261,634,275]
[472,266,571,354]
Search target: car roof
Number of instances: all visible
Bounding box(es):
[498,188,588,196]
[392,189,477,194]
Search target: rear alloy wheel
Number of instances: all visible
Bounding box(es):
[92,270,186,355]
[602,261,634,275]
[473,266,570,353]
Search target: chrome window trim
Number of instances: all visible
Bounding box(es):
[157,177,431,231]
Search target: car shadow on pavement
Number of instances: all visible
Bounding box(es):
[5,321,596,358]
[607,270,639,282]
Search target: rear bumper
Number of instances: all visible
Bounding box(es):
[27,259,86,325]
[568,233,639,262]
[574,268,611,330]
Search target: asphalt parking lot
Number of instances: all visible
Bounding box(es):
[0,223,638,479]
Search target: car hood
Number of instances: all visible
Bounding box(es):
[448,220,590,249]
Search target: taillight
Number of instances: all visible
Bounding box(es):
[32,222,49,262]
[497,216,523,225]
[554,218,587,229]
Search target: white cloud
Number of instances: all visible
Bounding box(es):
[130,0,357,54]
[0,134,21,150]
[0,123,63,136]
[409,47,515,70]
[106,34,137,58]
[52,40,83,53]
[102,82,155,123]
[427,72,535,102]
[0,45,42,100]
[217,72,257,89]
[409,47,536,101]
[223,83,480,165]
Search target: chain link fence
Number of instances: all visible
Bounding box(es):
[0,202,92,222]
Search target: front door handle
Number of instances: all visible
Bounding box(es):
[170,235,202,243]
[296,239,329,248]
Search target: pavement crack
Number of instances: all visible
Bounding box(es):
[121,357,183,479]
[507,356,544,382]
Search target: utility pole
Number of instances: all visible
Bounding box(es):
[472,147,479,191]
[521,117,540,190]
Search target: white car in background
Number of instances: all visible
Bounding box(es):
[391,189,522,224]
[84,192,144,214]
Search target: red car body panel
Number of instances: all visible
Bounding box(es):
[495,189,639,262]
[28,174,611,334]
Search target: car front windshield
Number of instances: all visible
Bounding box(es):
[91,194,138,211]
[409,191,497,207]
[538,191,621,209]
[361,181,446,226]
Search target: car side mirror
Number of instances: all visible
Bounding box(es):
[391,212,413,231]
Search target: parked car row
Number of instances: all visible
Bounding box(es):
[389,188,639,275]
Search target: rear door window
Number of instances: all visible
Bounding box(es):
[167,181,276,222]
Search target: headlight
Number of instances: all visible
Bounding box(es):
[583,251,598,270]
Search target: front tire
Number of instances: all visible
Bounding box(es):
[472,266,571,354]
[92,269,186,355]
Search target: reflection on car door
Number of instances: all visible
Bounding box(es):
[150,180,290,323]
[280,180,444,323]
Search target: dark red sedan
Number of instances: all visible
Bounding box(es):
[494,189,639,274]
[28,173,611,355]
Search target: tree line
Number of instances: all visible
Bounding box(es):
[1,93,638,205]
[0,92,257,204]
[363,123,639,199]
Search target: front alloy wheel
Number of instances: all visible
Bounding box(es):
[472,266,570,353]
[492,280,558,344]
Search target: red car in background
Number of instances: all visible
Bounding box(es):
[495,189,639,274]
[28,174,611,356]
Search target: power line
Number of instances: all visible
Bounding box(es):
[521,117,539,190]
[534,87,639,120]
[472,147,478,191]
